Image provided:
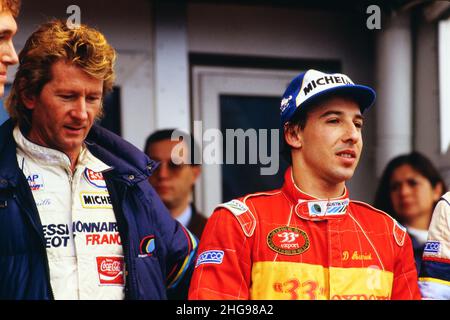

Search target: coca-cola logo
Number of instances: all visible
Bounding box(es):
[96,256,125,286]
[100,260,122,273]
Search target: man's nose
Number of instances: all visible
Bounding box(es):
[2,40,18,66]
[71,98,88,121]
[342,122,360,144]
[157,162,170,178]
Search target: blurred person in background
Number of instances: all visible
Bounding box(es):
[374,151,446,273]
[145,129,206,239]
[419,191,450,299]
[0,0,19,97]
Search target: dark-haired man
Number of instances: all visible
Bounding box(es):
[189,69,420,300]
[145,129,206,239]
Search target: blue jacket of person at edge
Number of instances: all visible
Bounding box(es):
[0,119,198,299]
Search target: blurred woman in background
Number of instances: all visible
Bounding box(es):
[374,151,447,273]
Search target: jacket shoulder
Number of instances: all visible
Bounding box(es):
[350,200,407,247]
[86,124,155,180]
[215,189,282,237]
[0,119,14,153]
[440,192,450,205]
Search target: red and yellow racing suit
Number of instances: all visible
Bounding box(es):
[189,167,420,300]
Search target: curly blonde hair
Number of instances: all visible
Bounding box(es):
[0,0,20,17]
[6,19,116,128]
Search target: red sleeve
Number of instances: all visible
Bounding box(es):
[391,233,421,299]
[188,207,253,300]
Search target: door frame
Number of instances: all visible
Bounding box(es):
[191,66,302,217]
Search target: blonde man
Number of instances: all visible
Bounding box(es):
[0,20,196,300]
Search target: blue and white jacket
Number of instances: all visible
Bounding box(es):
[0,119,197,300]
[419,192,450,299]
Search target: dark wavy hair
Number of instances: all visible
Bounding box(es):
[373,151,447,224]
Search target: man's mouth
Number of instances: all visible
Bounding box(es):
[64,125,84,131]
[336,150,356,158]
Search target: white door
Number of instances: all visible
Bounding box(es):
[192,66,301,217]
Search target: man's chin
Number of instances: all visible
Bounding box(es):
[333,169,356,183]
[158,193,173,204]
[58,140,84,154]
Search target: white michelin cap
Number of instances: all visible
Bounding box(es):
[280,69,376,125]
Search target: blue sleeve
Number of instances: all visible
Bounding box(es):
[149,187,198,300]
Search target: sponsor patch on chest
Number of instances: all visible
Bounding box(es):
[307,199,349,217]
[27,173,44,191]
[84,168,107,189]
[80,192,113,209]
[96,256,125,286]
[267,226,310,255]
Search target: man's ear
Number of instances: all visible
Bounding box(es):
[191,165,201,182]
[21,92,37,110]
[284,123,302,149]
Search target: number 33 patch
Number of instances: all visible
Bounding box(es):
[267,226,310,255]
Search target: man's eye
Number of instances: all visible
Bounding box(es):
[87,96,101,103]
[355,122,364,129]
[169,161,184,170]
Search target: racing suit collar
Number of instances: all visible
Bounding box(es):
[282,167,350,221]
[13,125,109,173]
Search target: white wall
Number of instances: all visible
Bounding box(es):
[414,15,450,187]
[153,2,190,132]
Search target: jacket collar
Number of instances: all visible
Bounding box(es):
[14,126,110,173]
[281,166,350,221]
[84,123,157,185]
[13,125,72,169]
[0,120,157,187]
